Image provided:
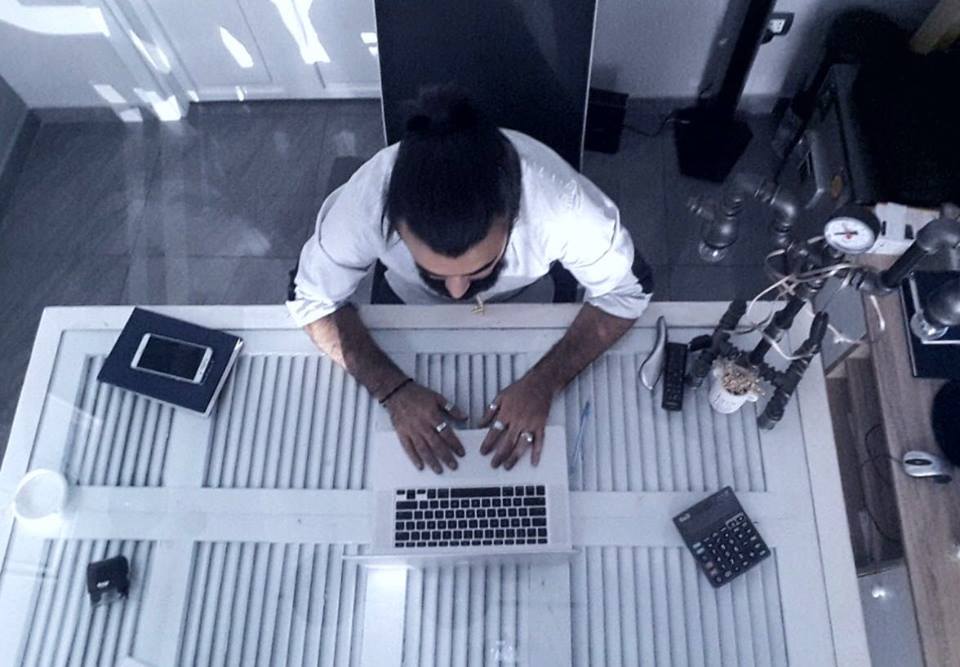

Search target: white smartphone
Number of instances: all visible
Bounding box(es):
[130,333,213,384]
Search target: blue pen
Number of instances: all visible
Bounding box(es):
[570,401,592,476]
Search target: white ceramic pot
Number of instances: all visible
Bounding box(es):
[708,366,759,414]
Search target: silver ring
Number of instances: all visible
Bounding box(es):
[435,421,448,433]
[488,402,499,412]
[521,432,534,443]
[443,401,454,412]
[492,419,506,431]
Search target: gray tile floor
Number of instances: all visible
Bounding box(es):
[0,100,782,459]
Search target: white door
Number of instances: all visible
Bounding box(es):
[122,0,381,102]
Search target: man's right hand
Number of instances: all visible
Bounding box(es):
[384,382,467,473]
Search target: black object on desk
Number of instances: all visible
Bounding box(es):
[674,487,770,588]
[661,342,688,411]
[900,272,960,380]
[87,555,130,606]
[932,381,960,467]
[97,308,243,416]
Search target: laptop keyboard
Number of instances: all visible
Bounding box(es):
[393,485,548,548]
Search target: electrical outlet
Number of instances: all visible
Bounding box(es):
[762,12,794,43]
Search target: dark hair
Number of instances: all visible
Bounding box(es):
[384,86,522,257]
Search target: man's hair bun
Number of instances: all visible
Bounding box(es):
[386,83,522,259]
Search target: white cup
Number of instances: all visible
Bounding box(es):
[708,367,759,414]
[12,469,69,522]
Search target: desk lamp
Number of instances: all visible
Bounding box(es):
[686,173,960,429]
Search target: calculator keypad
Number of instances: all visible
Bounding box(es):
[690,512,769,586]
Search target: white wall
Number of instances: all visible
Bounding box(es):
[591,0,938,101]
[0,3,146,109]
[0,73,28,175]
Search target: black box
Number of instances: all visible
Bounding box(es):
[585,88,628,154]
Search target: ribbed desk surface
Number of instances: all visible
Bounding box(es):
[0,304,867,666]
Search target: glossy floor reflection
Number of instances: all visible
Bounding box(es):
[0,100,779,459]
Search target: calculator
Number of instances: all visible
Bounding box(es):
[673,486,770,588]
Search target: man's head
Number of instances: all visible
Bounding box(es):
[385,86,522,300]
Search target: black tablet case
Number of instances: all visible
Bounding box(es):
[97,308,243,416]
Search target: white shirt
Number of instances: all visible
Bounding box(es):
[287,129,650,326]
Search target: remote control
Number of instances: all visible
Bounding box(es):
[661,342,687,411]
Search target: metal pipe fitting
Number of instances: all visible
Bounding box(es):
[688,173,801,262]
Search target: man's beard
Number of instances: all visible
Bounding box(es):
[418,257,508,300]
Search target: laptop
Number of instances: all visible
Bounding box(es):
[368,425,572,562]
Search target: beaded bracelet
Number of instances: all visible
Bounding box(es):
[378,377,413,405]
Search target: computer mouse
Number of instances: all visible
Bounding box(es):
[901,450,953,484]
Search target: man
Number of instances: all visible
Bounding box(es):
[288,88,651,474]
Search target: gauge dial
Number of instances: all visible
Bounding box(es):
[823,209,880,254]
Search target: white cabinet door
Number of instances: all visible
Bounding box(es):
[135,0,380,101]
[304,0,381,94]
[147,0,277,99]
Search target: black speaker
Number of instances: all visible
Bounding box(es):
[585,88,627,154]
[931,380,960,466]
[672,0,775,182]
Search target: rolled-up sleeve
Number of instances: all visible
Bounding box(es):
[286,184,381,327]
[551,177,652,320]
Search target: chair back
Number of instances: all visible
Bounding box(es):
[374,0,597,171]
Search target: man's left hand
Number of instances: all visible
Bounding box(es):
[479,372,556,469]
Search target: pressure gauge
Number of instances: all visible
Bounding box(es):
[823,206,881,254]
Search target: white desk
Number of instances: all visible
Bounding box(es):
[0,304,868,666]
